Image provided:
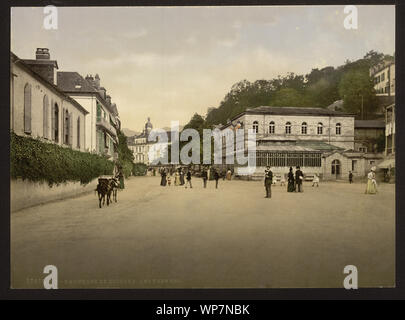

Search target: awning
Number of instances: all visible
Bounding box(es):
[377,158,395,169]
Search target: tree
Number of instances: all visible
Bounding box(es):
[338,70,377,118]
[117,130,134,177]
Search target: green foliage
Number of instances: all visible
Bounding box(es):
[338,69,377,117]
[116,129,135,178]
[204,50,391,126]
[132,162,147,176]
[10,132,114,186]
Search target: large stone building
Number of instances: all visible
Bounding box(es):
[354,119,385,153]
[128,118,171,165]
[218,106,383,180]
[370,58,395,96]
[10,50,87,151]
[57,72,120,160]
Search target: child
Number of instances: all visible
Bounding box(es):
[280,174,286,187]
[312,173,319,187]
[167,175,171,186]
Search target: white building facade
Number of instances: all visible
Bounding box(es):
[10,51,87,151]
[219,106,382,180]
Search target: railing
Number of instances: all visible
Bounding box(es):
[96,117,117,137]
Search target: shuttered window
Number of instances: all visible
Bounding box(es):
[69,113,73,146]
[77,117,80,149]
[24,83,32,134]
[43,95,49,139]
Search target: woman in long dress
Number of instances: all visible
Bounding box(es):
[174,170,180,186]
[287,167,295,192]
[160,169,167,186]
[365,167,377,194]
[226,169,232,180]
[180,169,185,185]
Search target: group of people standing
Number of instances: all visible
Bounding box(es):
[265,166,304,198]
[160,167,192,188]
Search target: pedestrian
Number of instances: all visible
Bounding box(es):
[365,167,378,194]
[214,169,220,189]
[295,166,304,192]
[349,171,353,184]
[167,174,171,186]
[226,168,232,180]
[160,168,167,186]
[185,170,192,189]
[280,174,286,187]
[312,173,319,187]
[117,165,124,189]
[287,167,295,192]
[202,168,208,188]
[264,166,273,198]
[180,168,185,186]
[174,169,180,186]
[222,168,226,181]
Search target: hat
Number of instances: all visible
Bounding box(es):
[296,166,300,169]
[371,166,376,172]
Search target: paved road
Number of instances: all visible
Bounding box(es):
[11,176,395,288]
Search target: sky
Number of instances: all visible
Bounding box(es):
[11,5,395,131]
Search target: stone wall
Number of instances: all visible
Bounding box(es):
[11,178,98,213]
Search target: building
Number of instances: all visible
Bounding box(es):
[370,58,395,96]
[57,72,120,160]
[10,50,88,151]
[218,106,382,180]
[354,119,385,153]
[128,118,171,165]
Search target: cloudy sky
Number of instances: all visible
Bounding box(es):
[11,5,395,131]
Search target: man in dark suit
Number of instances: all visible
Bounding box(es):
[264,166,273,198]
[202,168,208,188]
[295,166,304,192]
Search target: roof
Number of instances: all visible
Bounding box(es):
[221,106,354,129]
[11,52,88,115]
[57,71,116,114]
[57,72,98,93]
[245,106,354,117]
[257,141,344,152]
[354,120,385,129]
[377,158,395,168]
[22,58,58,69]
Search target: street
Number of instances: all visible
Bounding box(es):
[11,176,395,288]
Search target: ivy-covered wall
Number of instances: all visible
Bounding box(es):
[11,132,114,186]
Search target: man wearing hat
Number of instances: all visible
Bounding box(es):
[264,166,273,198]
[295,166,304,192]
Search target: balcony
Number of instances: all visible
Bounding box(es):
[96,116,117,138]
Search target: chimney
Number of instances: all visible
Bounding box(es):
[36,48,50,60]
[106,95,111,105]
[85,74,96,87]
[94,74,100,89]
[22,48,58,84]
[98,87,106,100]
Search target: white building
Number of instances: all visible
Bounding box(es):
[218,106,383,180]
[10,50,87,151]
[370,59,395,96]
[57,72,120,160]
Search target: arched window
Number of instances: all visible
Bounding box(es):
[43,95,49,139]
[336,123,342,135]
[252,121,259,134]
[52,103,59,142]
[77,117,81,149]
[301,122,307,134]
[317,122,323,135]
[64,110,70,145]
[24,83,32,134]
[331,159,341,177]
[285,122,291,134]
[269,121,275,134]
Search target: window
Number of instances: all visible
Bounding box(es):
[43,95,49,139]
[269,121,275,134]
[301,122,307,134]
[252,121,259,134]
[336,123,341,135]
[317,122,323,135]
[64,110,70,145]
[77,117,80,149]
[285,122,291,134]
[52,103,59,142]
[24,83,32,134]
[352,160,357,172]
[381,72,385,81]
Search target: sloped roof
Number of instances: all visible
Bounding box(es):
[57,72,98,93]
[354,120,385,129]
[245,106,354,117]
